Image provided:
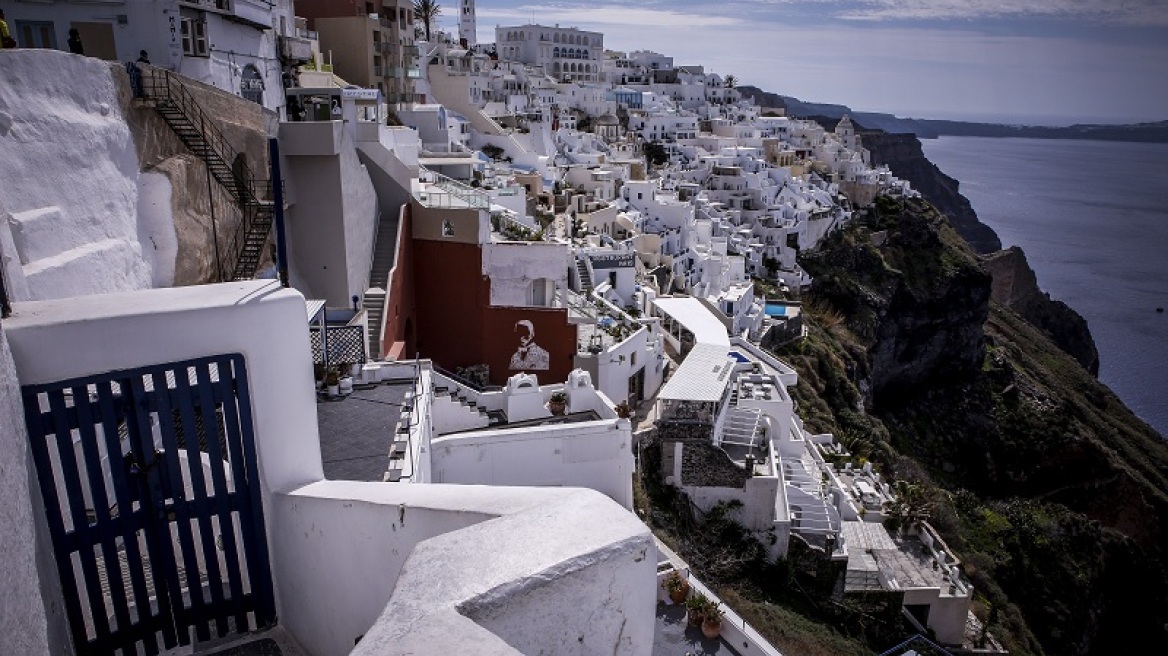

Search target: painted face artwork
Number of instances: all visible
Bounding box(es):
[510,320,549,370]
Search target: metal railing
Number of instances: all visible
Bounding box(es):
[139,67,275,281]
[416,167,489,208]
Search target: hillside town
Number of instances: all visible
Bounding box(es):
[0,2,998,656]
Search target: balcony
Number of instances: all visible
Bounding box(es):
[279,35,313,63]
[374,41,395,54]
[300,60,333,73]
[180,0,232,12]
[414,167,489,209]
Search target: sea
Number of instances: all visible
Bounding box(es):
[920,137,1168,438]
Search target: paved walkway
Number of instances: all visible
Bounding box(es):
[315,381,412,481]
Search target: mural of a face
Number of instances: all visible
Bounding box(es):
[510,319,550,370]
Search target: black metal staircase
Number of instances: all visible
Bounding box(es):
[140,67,275,281]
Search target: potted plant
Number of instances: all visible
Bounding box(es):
[685,591,708,626]
[549,391,568,416]
[615,400,632,419]
[661,570,689,605]
[701,600,724,639]
[324,368,341,398]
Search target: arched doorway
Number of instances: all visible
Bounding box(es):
[240,64,264,105]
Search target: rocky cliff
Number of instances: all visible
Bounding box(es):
[860,131,1001,254]
[982,247,1100,375]
[783,196,1168,656]
[801,197,991,401]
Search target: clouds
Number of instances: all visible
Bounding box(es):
[836,0,1168,26]
[477,4,742,28]
[464,1,1168,123]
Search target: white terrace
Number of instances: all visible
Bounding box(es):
[0,281,655,656]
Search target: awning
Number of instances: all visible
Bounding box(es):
[652,296,730,346]
[657,343,733,402]
[306,300,326,324]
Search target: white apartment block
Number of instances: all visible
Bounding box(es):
[495,23,604,83]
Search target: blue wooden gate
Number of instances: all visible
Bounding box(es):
[21,354,275,655]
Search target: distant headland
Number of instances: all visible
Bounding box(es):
[738,86,1168,142]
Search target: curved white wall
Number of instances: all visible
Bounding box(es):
[0,50,171,300]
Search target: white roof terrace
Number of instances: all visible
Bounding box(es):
[657,342,733,403]
[651,296,730,346]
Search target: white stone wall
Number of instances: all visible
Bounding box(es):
[352,485,653,656]
[0,330,52,656]
[0,50,159,301]
[431,420,634,510]
[483,242,569,307]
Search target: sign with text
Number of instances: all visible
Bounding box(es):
[589,252,635,269]
[342,88,382,101]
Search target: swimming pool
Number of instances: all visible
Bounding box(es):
[765,304,792,317]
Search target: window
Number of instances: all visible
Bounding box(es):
[15,20,55,48]
[441,219,455,237]
[181,17,208,57]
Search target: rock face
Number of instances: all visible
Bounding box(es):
[861,131,1002,254]
[801,197,992,402]
[982,246,1100,375]
[790,198,1168,656]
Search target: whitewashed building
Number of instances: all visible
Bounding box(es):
[0,0,301,113]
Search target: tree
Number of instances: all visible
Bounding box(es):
[413,0,441,42]
[643,141,668,168]
[885,480,934,535]
[723,74,737,89]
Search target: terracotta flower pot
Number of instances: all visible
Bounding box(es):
[549,400,566,416]
[668,580,689,605]
[701,618,722,640]
[687,608,704,626]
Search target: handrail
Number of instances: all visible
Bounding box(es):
[140,66,275,280]
[417,166,488,208]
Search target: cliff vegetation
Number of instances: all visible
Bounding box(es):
[773,195,1168,655]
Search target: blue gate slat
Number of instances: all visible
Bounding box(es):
[174,361,233,634]
[124,375,181,649]
[93,381,163,656]
[212,356,255,629]
[22,355,273,655]
[229,357,276,628]
[191,362,239,637]
[149,370,214,645]
[71,382,135,642]
[21,390,91,652]
[46,388,114,646]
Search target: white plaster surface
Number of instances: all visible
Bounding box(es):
[483,242,570,307]
[0,50,154,300]
[432,419,634,509]
[0,330,52,656]
[3,281,324,498]
[431,392,491,434]
[136,171,179,288]
[351,485,655,656]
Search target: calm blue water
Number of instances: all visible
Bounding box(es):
[765,303,793,317]
[921,137,1168,438]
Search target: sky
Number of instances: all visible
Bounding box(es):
[434,0,1168,125]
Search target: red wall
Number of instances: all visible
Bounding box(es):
[381,204,416,359]
[412,239,575,386]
